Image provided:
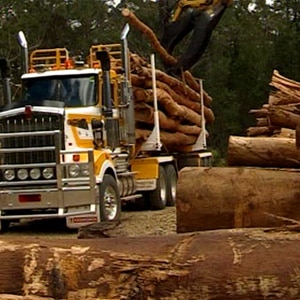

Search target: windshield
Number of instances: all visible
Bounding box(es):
[23,74,97,107]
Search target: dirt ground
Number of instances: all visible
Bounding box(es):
[1,206,177,238]
[119,206,176,236]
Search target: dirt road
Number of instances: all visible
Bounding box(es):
[0,206,177,238]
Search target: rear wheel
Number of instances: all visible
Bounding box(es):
[148,165,167,210]
[99,174,121,221]
[165,164,177,206]
[0,220,11,233]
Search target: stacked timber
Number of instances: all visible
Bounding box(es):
[119,8,214,152]
[228,70,300,167]
[129,53,214,152]
[178,71,300,233]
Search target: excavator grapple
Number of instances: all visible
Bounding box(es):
[159,0,232,76]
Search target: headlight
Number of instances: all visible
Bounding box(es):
[17,169,28,180]
[30,168,41,180]
[43,167,54,179]
[81,164,90,176]
[4,169,15,181]
[68,165,80,178]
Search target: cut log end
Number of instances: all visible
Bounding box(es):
[121,8,131,17]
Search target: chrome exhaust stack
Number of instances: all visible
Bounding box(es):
[17,31,29,74]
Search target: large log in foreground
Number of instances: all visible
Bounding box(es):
[227,135,300,167]
[176,167,300,233]
[1,230,300,299]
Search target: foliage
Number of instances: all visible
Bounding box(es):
[0,0,299,158]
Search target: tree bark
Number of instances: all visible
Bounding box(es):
[227,135,300,167]
[246,126,273,137]
[270,69,300,100]
[135,102,201,134]
[1,230,300,299]
[135,128,197,147]
[122,8,176,66]
[268,104,300,129]
[176,166,300,233]
[145,79,215,123]
[133,64,212,106]
[249,106,269,116]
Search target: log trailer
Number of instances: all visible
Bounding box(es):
[0,26,211,230]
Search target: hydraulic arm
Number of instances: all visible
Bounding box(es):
[159,0,232,76]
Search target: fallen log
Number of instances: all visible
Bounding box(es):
[1,229,300,299]
[255,117,269,127]
[268,104,300,129]
[273,128,295,139]
[246,126,273,137]
[227,135,300,167]
[268,91,300,106]
[248,108,268,118]
[176,166,300,233]
[270,69,300,98]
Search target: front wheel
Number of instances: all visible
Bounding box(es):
[99,174,121,221]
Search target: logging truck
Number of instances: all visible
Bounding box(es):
[0,26,211,230]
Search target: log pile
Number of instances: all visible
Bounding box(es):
[118,8,214,152]
[228,70,300,167]
[177,166,300,232]
[130,54,214,152]
[2,229,300,299]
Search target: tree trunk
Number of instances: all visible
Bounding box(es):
[269,70,300,103]
[268,104,300,129]
[227,135,300,167]
[246,126,273,137]
[176,166,300,233]
[248,108,268,118]
[1,230,300,299]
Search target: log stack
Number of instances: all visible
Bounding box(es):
[129,53,214,152]
[118,8,214,153]
[2,230,300,299]
[228,70,300,167]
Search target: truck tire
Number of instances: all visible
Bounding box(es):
[0,220,10,233]
[99,174,121,222]
[165,164,177,206]
[149,166,167,210]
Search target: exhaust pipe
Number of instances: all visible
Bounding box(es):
[120,23,136,145]
[17,31,29,74]
[96,51,119,149]
[0,58,11,105]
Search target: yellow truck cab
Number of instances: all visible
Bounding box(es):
[0,25,211,231]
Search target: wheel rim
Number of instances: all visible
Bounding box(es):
[103,186,118,220]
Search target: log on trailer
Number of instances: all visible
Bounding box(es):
[1,229,300,299]
[227,135,300,167]
[176,166,300,233]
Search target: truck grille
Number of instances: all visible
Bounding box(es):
[0,112,62,164]
[0,111,64,185]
